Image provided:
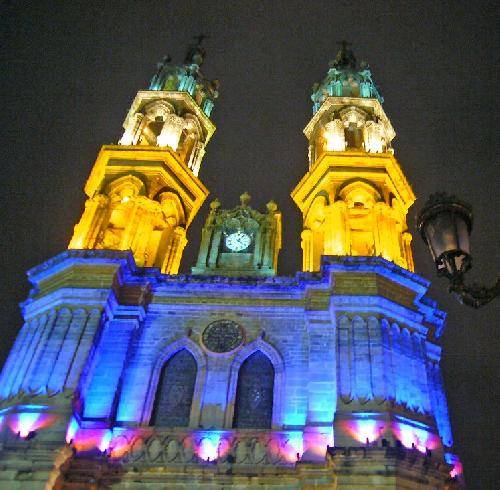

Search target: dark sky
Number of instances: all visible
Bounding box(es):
[1,1,498,487]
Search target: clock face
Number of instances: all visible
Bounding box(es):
[225,231,251,252]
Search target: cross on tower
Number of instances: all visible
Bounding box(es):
[334,40,356,69]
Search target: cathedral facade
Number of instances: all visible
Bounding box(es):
[0,41,463,488]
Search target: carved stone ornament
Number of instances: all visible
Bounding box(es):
[202,320,245,353]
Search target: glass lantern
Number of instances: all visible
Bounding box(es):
[417,193,473,278]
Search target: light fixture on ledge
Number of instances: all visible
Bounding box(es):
[417,193,499,308]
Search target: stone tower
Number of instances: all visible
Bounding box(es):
[292,42,415,272]
[0,43,464,488]
[68,37,218,274]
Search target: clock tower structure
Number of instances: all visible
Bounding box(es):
[192,192,282,277]
[68,38,218,274]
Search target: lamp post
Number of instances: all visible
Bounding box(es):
[417,193,499,308]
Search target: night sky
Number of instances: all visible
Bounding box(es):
[1,1,498,487]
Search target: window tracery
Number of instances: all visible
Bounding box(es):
[151,349,197,427]
[233,351,274,429]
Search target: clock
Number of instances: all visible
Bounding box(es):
[225,231,251,252]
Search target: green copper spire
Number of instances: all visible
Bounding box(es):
[149,35,219,117]
[311,42,383,113]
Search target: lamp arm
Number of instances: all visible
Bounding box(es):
[448,275,500,309]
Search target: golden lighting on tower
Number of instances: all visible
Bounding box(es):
[292,45,415,272]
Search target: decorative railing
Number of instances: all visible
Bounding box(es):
[111,429,301,467]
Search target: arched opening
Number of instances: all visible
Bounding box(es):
[233,351,274,429]
[338,180,382,257]
[150,349,197,427]
[96,175,145,250]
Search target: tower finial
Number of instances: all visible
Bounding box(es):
[240,191,251,206]
[332,40,357,69]
[184,33,208,66]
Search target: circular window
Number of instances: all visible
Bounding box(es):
[202,320,245,353]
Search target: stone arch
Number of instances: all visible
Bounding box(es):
[106,175,146,201]
[183,113,203,139]
[225,338,284,429]
[305,191,330,226]
[94,175,147,251]
[143,337,207,427]
[155,190,186,226]
[143,100,175,120]
[304,192,330,271]
[139,101,176,145]
[179,113,203,166]
[336,179,382,209]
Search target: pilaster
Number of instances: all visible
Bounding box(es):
[81,304,145,422]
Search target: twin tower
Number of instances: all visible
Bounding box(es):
[68,41,415,276]
[0,40,464,488]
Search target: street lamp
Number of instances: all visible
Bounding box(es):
[417,193,499,308]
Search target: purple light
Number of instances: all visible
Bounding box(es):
[340,418,387,444]
[392,421,439,452]
[8,412,57,438]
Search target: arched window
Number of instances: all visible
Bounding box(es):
[150,349,197,427]
[233,351,274,429]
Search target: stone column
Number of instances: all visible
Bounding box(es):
[374,202,397,261]
[337,315,352,404]
[402,231,414,271]
[188,142,205,176]
[21,311,58,393]
[130,199,158,267]
[302,310,336,462]
[200,356,230,428]
[69,194,110,249]
[301,229,313,272]
[48,309,88,393]
[352,316,371,403]
[161,226,187,274]
[32,308,73,394]
[82,305,144,421]
[328,200,349,255]
[381,319,396,403]
[119,199,142,252]
[0,320,30,397]
[207,230,223,269]
[119,113,144,145]
[157,113,185,149]
[0,317,42,398]
[367,316,385,403]
[252,229,264,269]
[65,308,103,389]
[324,119,345,151]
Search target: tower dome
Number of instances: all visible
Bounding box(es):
[311,41,383,113]
[149,35,220,117]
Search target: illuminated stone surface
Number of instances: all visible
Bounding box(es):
[0,42,463,488]
[292,45,415,273]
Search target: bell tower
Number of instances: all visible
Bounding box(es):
[69,37,219,273]
[291,43,415,272]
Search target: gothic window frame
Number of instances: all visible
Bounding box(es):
[224,338,284,429]
[143,337,207,427]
